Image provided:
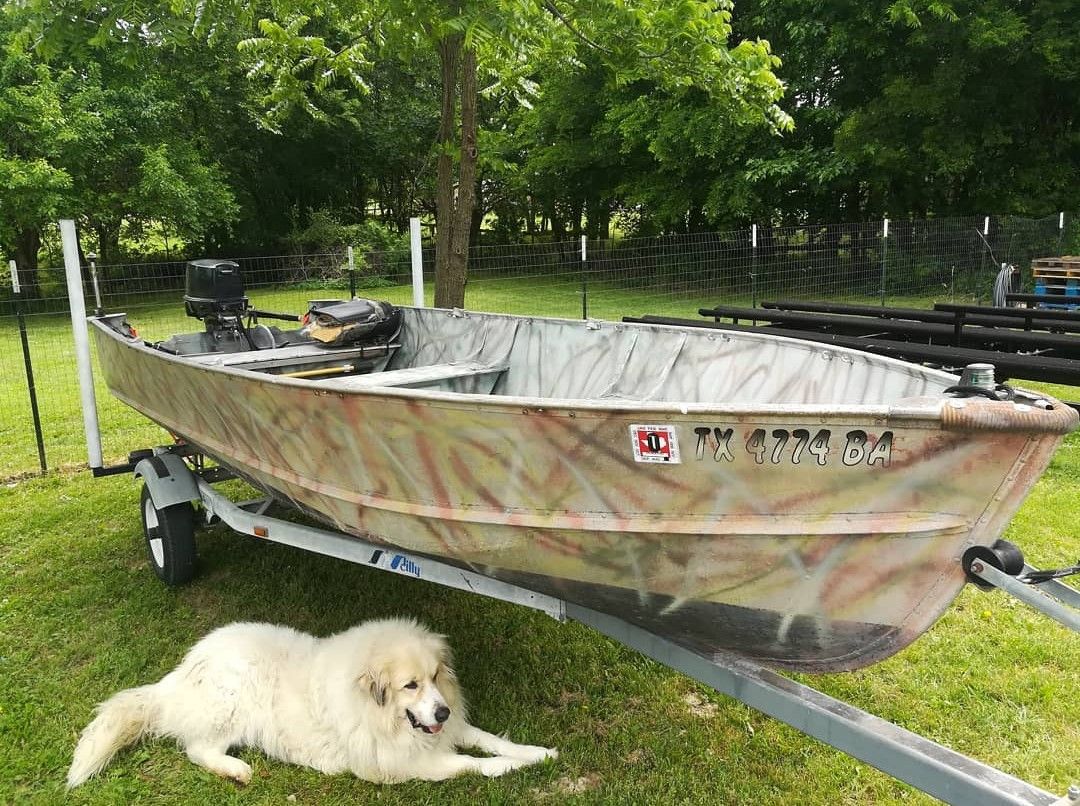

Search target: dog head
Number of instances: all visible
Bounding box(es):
[353,618,464,737]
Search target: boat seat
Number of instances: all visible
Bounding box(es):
[330,361,509,390]
[191,342,397,369]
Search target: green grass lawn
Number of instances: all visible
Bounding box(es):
[0,278,1078,803]
[1,441,1079,805]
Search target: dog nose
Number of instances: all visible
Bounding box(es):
[434,705,450,723]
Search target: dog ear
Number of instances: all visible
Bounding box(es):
[436,658,463,711]
[361,669,389,707]
[370,677,387,707]
[437,659,457,684]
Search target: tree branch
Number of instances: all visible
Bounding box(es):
[539,0,612,56]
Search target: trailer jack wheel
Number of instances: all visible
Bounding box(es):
[140,484,197,586]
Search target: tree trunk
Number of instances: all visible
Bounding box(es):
[432,36,478,310]
[525,196,536,238]
[596,201,611,240]
[433,34,459,307]
[13,227,42,298]
[94,221,121,265]
[549,202,565,242]
[445,46,477,307]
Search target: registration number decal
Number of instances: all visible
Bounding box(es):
[692,427,893,468]
[630,424,681,463]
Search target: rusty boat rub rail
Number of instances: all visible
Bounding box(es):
[937,397,1078,433]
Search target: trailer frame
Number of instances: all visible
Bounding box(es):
[134,448,1078,806]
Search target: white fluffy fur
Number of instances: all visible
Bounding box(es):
[67,618,556,787]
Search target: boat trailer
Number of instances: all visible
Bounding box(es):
[56,219,1077,805]
[135,446,1080,806]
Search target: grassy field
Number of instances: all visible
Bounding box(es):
[1,438,1079,805]
[0,277,1078,803]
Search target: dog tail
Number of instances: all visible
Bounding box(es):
[67,684,159,788]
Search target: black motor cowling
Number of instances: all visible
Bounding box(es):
[184,259,248,320]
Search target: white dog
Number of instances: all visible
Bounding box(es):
[67,618,557,787]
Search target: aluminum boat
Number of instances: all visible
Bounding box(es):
[90,288,1076,672]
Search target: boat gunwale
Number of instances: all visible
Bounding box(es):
[89,312,1076,434]
[92,306,954,408]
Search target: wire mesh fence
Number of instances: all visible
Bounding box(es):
[1,212,1076,479]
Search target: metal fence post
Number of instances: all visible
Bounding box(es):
[10,259,47,474]
[751,224,758,308]
[347,245,356,299]
[409,218,424,307]
[581,235,588,320]
[88,252,102,315]
[879,218,889,306]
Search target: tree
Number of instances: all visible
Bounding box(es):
[27,0,790,305]
[0,21,72,294]
[733,0,1080,220]
[58,42,240,262]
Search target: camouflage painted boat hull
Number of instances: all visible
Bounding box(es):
[91,308,1076,672]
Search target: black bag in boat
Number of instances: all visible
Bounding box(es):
[302,299,401,347]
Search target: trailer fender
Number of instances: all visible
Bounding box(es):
[134,454,199,509]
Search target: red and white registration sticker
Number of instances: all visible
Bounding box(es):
[630,424,681,463]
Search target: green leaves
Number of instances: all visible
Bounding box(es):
[0,29,73,245]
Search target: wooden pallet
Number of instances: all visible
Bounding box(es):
[1033,256,1080,278]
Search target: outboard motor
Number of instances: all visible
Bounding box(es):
[159,259,269,354]
[184,259,249,327]
[158,259,400,359]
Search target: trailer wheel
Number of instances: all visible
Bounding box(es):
[140,484,197,586]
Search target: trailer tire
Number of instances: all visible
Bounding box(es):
[140,484,197,586]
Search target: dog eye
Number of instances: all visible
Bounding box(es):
[403,681,418,690]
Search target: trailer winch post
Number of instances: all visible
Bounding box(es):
[60,219,104,471]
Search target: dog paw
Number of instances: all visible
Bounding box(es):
[219,757,253,785]
[508,744,558,764]
[478,756,526,777]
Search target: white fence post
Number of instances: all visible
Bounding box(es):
[60,219,103,470]
[580,235,588,319]
[409,218,424,307]
[880,218,890,307]
[346,245,356,298]
[750,224,758,308]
